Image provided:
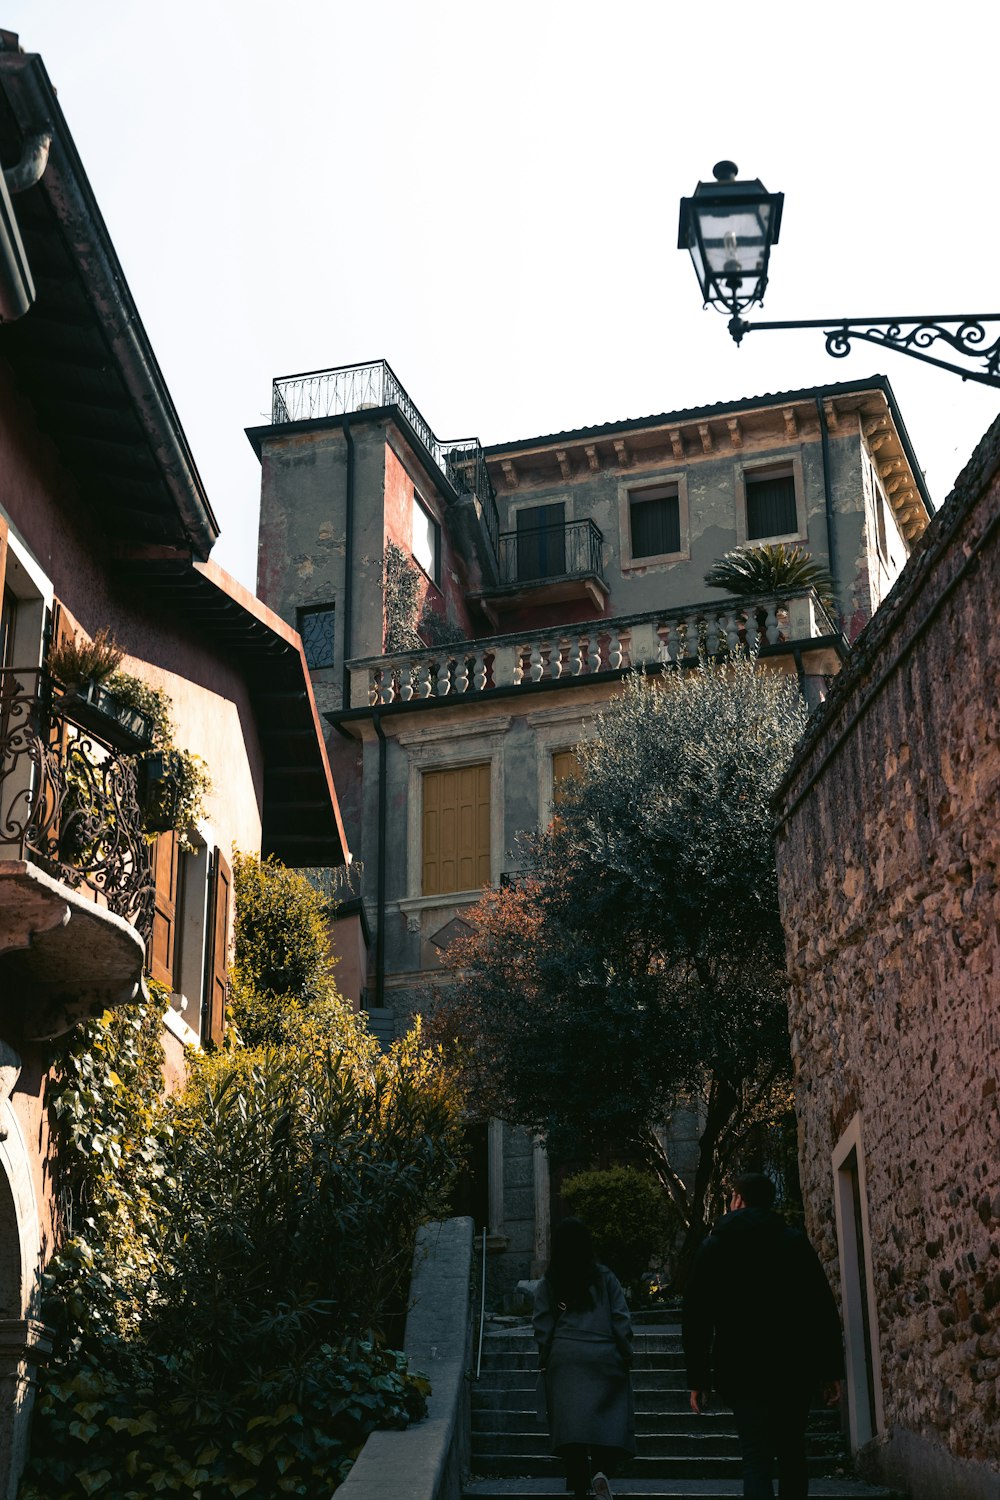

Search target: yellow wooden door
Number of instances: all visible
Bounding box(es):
[422,764,490,896]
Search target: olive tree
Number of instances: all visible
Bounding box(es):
[434,657,808,1275]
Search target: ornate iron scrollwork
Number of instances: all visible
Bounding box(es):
[0,670,154,943]
[822,318,1000,386]
[728,313,1000,389]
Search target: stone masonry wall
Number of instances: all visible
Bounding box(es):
[773,416,1000,1496]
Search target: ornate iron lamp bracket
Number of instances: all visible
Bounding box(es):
[726,313,1000,389]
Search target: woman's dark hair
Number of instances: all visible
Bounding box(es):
[544,1217,601,1312]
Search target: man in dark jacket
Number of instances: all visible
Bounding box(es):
[682,1172,844,1499]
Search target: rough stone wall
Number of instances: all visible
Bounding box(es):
[774,416,1000,1495]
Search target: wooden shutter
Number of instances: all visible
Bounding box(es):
[630,490,680,558]
[516,502,565,581]
[205,847,231,1045]
[745,472,797,539]
[0,514,8,612]
[552,749,582,807]
[422,763,490,897]
[150,832,180,989]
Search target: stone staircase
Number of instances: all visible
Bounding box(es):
[464,1318,901,1499]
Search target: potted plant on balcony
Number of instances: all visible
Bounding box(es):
[704,544,837,617]
[104,672,211,849]
[47,629,156,752]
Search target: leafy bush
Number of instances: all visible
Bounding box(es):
[22,852,465,1498]
[19,1340,429,1500]
[561,1166,677,1294]
[229,851,338,1017]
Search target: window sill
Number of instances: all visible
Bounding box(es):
[397,889,485,914]
[621,549,690,570]
[744,530,808,546]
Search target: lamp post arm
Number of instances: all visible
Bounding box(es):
[726,313,1000,389]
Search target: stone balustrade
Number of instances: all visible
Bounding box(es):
[348,590,836,709]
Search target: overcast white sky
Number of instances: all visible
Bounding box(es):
[5,2,998,588]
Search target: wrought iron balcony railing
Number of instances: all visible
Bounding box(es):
[0,669,155,941]
[497,517,605,587]
[347,588,841,708]
[271,359,500,558]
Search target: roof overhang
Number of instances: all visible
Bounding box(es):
[0,41,219,557]
[114,550,349,868]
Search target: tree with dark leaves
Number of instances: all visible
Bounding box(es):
[433,657,809,1279]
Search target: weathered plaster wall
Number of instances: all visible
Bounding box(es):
[493,424,874,637]
[773,416,1000,1499]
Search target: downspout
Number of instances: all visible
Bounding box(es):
[815,398,837,609]
[372,711,387,1011]
[341,413,355,710]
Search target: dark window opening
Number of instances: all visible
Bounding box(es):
[630,488,680,559]
[449,1120,490,1231]
[746,471,797,539]
[298,604,336,669]
[516,502,566,581]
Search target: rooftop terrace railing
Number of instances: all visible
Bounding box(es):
[271,360,500,557]
[0,668,155,941]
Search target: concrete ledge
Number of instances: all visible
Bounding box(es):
[337,1216,474,1500]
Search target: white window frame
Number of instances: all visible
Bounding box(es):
[735,453,807,546]
[618,473,690,570]
[832,1113,885,1450]
[412,489,441,585]
[1,521,52,670]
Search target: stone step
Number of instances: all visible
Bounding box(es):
[468,1455,845,1480]
[473,1387,695,1415]
[475,1370,688,1393]
[472,1431,746,1458]
[480,1350,684,1371]
[462,1481,902,1499]
[472,1409,840,1437]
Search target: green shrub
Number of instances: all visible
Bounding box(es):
[22,851,466,1497]
[561,1166,677,1294]
[230,851,337,1014]
[19,1339,429,1500]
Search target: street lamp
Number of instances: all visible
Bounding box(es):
[678,162,1000,389]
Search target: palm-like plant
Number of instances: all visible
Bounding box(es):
[704,543,836,617]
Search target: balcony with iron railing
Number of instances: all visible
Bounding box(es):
[0,668,154,1038]
[271,359,501,561]
[345,588,845,712]
[477,517,608,615]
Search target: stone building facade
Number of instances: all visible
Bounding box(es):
[249,358,931,1297]
[773,415,1000,1500]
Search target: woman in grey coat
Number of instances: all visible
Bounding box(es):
[533,1219,635,1499]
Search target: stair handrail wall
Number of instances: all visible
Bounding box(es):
[337,1216,475,1500]
[475,1225,487,1381]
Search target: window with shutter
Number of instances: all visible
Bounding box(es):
[516,503,566,581]
[551,748,582,806]
[745,470,798,539]
[150,832,181,990]
[629,487,681,560]
[204,848,231,1045]
[422,763,491,897]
